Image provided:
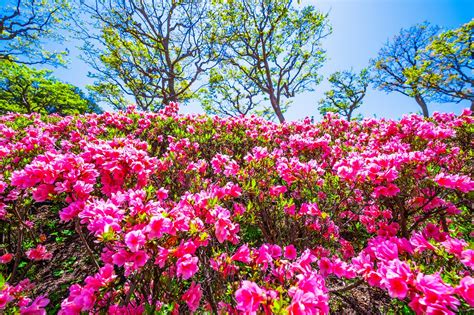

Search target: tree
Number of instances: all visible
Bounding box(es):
[318,68,369,121]
[413,20,474,111]
[209,0,330,123]
[371,22,440,118]
[0,0,69,65]
[74,0,220,112]
[201,65,265,117]
[0,60,101,114]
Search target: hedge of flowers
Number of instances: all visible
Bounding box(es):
[0,103,473,314]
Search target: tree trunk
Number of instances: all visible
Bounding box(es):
[470,99,474,113]
[414,94,429,118]
[261,45,285,123]
[269,93,285,123]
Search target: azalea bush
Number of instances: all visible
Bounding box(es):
[0,103,473,314]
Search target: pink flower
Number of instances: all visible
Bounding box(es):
[410,232,436,253]
[231,244,252,264]
[124,230,146,252]
[147,215,172,239]
[176,254,199,280]
[434,173,474,193]
[386,277,409,299]
[235,281,265,313]
[318,258,333,277]
[284,245,297,260]
[380,259,413,299]
[441,237,467,258]
[156,188,169,200]
[412,273,459,314]
[461,249,474,269]
[214,208,239,244]
[32,184,55,202]
[26,245,52,261]
[59,201,85,222]
[456,276,474,307]
[287,273,329,315]
[112,249,129,266]
[0,253,13,264]
[182,282,202,312]
[269,185,287,197]
[20,296,49,315]
[71,181,93,200]
[0,290,14,309]
[155,247,169,268]
[375,240,399,261]
[299,203,320,216]
[373,183,400,198]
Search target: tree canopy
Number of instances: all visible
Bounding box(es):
[208,0,330,122]
[411,19,474,111]
[74,0,220,112]
[0,60,101,115]
[371,22,441,117]
[318,68,369,121]
[0,0,69,65]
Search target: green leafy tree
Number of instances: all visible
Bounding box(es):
[0,60,101,114]
[74,0,220,111]
[371,22,440,117]
[318,68,369,121]
[209,0,330,123]
[201,66,265,117]
[0,0,69,65]
[412,20,474,112]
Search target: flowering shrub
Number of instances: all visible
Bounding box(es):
[0,104,473,314]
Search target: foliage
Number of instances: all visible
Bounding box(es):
[371,22,441,117]
[0,0,69,65]
[201,66,265,117]
[318,68,369,121]
[410,19,474,111]
[207,0,330,122]
[0,104,473,313]
[0,60,101,115]
[74,0,220,112]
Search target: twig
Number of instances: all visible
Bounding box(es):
[75,219,100,269]
[329,279,364,293]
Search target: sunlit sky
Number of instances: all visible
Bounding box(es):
[46,0,474,121]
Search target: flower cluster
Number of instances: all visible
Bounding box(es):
[0,105,472,313]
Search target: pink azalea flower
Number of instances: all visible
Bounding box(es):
[434,173,474,193]
[20,296,49,315]
[155,247,169,268]
[386,277,409,299]
[287,273,329,315]
[176,254,199,280]
[318,258,333,277]
[0,290,14,309]
[410,232,436,253]
[147,215,172,239]
[269,185,287,197]
[182,282,202,312]
[456,276,474,307]
[284,245,297,260]
[124,230,146,252]
[26,245,52,261]
[441,237,467,258]
[32,184,55,202]
[156,188,169,200]
[0,253,13,264]
[461,249,474,269]
[235,281,265,313]
[231,244,252,264]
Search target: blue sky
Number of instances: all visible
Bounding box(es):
[49,0,474,121]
